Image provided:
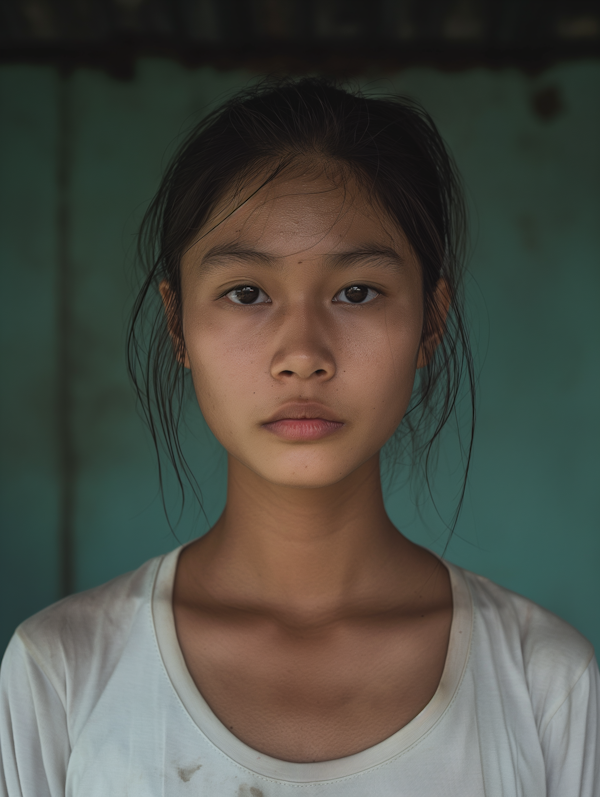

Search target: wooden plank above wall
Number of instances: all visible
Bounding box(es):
[1,0,599,75]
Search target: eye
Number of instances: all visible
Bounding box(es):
[334,285,380,304]
[225,285,271,305]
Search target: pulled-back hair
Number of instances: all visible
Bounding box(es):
[128,76,475,535]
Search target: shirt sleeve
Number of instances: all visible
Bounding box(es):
[0,631,70,797]
[541,655,600,797]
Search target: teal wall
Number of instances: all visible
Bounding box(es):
[1,60,599,656]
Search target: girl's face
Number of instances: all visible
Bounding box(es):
[177,168,429,489]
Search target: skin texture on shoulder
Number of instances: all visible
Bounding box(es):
[162,164,454,763]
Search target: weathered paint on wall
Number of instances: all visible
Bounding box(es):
[1,60,599,655]
[0,67,62,641]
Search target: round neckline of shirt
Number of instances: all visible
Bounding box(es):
[151,543,473,784]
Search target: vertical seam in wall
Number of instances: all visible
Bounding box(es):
[57,71,74,598]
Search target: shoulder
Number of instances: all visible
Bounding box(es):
[6,553,165,704]
[461,566,594,666]
[456,565,595,717]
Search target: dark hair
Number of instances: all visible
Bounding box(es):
[128,76,475,537]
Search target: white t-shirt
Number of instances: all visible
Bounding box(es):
[1,545,598,796]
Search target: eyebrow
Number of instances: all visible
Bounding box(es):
[199,243,406,273]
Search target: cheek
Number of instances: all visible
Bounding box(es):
[342,299,423,438]
[347,299,422,376]
[184,321,264,437]
[351,329,420,430]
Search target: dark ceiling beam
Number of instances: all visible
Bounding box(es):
[0,0,598,74]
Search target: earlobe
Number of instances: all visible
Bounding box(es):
[417,278,451,369]
[159,280,190,369]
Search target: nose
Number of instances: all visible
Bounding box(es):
[269,303,336,383]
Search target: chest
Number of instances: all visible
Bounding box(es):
[66,620,548,797]
[68,684,546,797]
[172,604,452,763]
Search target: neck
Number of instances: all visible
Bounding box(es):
[185,453,432,621]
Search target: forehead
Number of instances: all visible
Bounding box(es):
[187,167,409,262]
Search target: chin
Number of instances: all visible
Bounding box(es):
[257,458,360,490]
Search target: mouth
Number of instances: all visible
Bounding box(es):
[262,402,345,441]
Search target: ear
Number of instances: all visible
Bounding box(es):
[159,280,190,369]
[417,278,451,369]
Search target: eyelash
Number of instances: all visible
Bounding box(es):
[222,284,381,305]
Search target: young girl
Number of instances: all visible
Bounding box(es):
[1,77,598,796]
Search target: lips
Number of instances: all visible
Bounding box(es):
[263,402,343,424]
[262,402,345,441]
